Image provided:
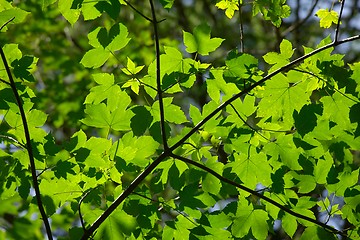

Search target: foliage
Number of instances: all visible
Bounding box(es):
[0,0,360,239]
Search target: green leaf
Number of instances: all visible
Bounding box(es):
[0,4,29,31]
[202,174,221,195]
[263,39,294,71]
[85,73,122,109]
[215,0,239,19]
[320,89,356,129]
[282,213,297,238]
[349,62,360,96]
[313,152,333,184]
[228,146,272,188]
[316,9,339,28]
[122,57,144,75]
[94,209,137,239]
[225,95,257,127]
[88,23,130,51]
[111,132,159,167]
[295,174,316,193]
[183,23,224,56]
[206,68,239,104]
[224,52,260,80]
[39,178,82,207]
[252,0,291,27]
[148,98,188,124]
[122,79,140,94]
[130,106,153,136]
[257,72,310,126]
[81,23,130,68]
[264,134,303,170]
[159,0,174,9]
[6,109,47,142]
[299,226,337,240]
[327,169,359,196]
[232,200,269,239]
[80,48,110,68]
[82,96,134,132]
[58,0,80,25]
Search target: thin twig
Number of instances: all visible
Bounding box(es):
[149,0,168,150]
[334,0,346,42]
[123,0,153,22]
[0,47,53,239]
[79,189,95,232]
[132,192,198,226]
[170,153,346,237]
[238,0,244,53]
[108,50,158,92]
[0,134,27,148]
[0,17,15,31]
[229,103,269,141]
[282,0,319,36]
[0,78,11,85]
[293,68,360,103]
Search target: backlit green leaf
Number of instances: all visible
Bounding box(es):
[183,24,224,56]
[316,9,339,28]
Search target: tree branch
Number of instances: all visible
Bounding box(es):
[168,34,360,152]
[169,153,347,237]
[149,0,168,150]
[80,22,360,240]
[334,0,346,42]
[0,46,53,239]
[238,0,244,53]
[123,0,153,22]
[282,0,319,37]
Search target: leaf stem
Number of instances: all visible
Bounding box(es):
[0,47,53,239]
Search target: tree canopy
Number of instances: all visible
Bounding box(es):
[0,0,360,239]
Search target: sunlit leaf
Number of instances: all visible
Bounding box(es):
[183,24,224,55]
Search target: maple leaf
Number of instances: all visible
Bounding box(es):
[183,23,224,56]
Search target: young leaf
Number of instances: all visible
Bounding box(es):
[122,79,140,94]
[122,57,144,75]
[316,9,339,28]
[263,39,294,71]
[215,0,239,19]
[183,23,224,56]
